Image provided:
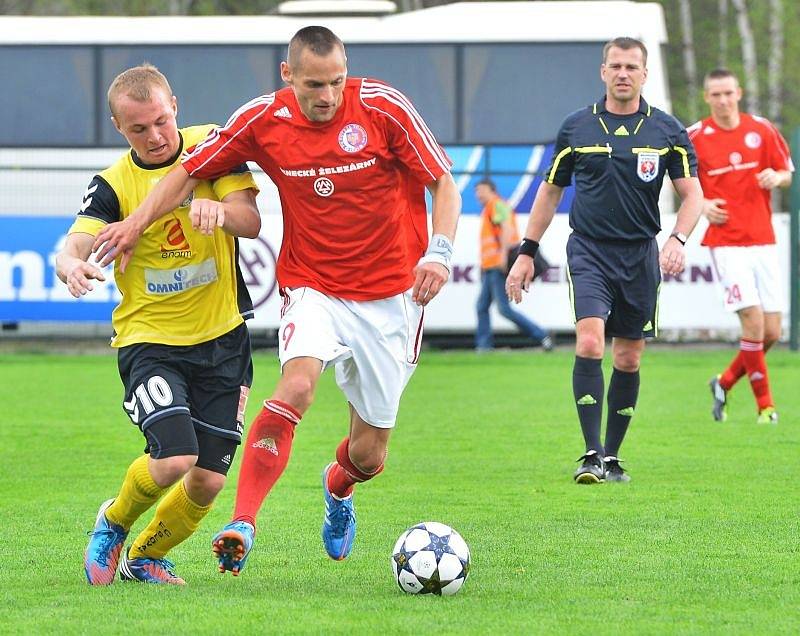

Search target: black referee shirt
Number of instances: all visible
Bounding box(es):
[545,97,697,242]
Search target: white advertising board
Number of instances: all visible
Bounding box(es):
[241,214,790,333]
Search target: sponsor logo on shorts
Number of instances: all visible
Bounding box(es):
[145,258,218,295]
[338,123,368,153]
[636,152,659,182]
[253,437,278,456]
[221,454,232,465]
[237,386,250,424]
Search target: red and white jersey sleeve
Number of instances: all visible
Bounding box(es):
[359,79,452,184]
[182,79,452,301]
[762,116,794,174]
[692,113,794,247]
[182,94,276,179]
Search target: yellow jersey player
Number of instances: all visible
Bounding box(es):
[55,64,260,585]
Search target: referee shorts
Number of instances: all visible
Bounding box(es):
[566,232,661,340]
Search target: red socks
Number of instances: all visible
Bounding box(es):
[738,339,774,411]
[719,350,746,391]
[232,400,301,528]
[326,437,384,498]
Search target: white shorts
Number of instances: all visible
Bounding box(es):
[277,287,424,428]
[710,245,785,313]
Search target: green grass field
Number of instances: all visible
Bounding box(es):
[2,347,799,634]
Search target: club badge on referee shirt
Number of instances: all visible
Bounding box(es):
[636,152,659,182]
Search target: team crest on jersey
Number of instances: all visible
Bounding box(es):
[636,152,659,182]
[729,152,742,165]
[745,131,762,149]
[314,177,334,197]
[338,123,368,153]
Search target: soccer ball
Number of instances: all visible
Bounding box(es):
[391,522,470,596]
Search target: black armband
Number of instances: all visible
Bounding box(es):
[518,238,540,258]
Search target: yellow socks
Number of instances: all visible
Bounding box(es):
[128,480,212,559]
[105,455,166,530]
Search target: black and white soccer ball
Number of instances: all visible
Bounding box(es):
[391,522,470,596]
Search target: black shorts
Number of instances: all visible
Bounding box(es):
[566,232,660,339]
[118,322,253,445]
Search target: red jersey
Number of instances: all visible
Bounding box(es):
[688,113,793,247]
[182,77,452,300]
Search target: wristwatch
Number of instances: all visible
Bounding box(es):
[669,231,687,245]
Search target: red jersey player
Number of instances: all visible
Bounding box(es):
[92,26,461,574]
[688,69,793,424]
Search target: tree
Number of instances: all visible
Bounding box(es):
[677,0,699,123]
[730,0,760,114]
[767,0,784,124]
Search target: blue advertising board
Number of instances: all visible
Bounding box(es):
[0,217,118,321]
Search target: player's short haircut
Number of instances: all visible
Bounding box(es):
[602,37,648,66]
[704,68,739,88]
[476,178,497,192]
[287,26,345,68]
[107,63,172,118]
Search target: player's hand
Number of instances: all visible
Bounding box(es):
[756,168,781,190]
[659,238,686,275]
[412,261,449,306]
[506,255,534,304]
[190,198,226,235]
[703,198,728,225]
[92,216,145,273]
[64,259,106,298]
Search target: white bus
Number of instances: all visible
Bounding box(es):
[11,1,747,339]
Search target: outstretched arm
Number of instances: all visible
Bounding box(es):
[93,165,199,272]
[413,173,461,306]
[660,176,703,275]
[189,188,261,238]
[506,181,563,303]
[56,233,107,298]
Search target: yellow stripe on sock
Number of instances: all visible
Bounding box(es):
[105,455,166,530]
[129,479,212,560]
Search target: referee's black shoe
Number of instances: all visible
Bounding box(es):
[603,456,631,483]
[573,450,605,484]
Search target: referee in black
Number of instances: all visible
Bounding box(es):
[507,37,702,483]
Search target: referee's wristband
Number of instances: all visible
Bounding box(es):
[518,238,540,258]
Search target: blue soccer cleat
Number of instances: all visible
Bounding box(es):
[212,521,255,576]
[321,463,357,560]
[120,547,185,585]
[84,498,128,586]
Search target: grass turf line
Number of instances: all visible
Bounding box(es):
[1,349,798,634]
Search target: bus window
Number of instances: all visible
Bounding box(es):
[462,43,605,144]
[99,45,280,145]
[2,46,95,146]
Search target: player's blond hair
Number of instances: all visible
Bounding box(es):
[107,64,173,117]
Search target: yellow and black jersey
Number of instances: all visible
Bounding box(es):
[68,125,259,348]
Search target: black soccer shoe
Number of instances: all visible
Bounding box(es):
[709,375,728,422]
[603,456,631,483]
[573,450,605,484]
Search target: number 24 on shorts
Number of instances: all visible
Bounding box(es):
[725,284,742,305]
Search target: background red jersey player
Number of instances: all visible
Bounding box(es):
[92,26,461,574]
[688,68,793,424]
